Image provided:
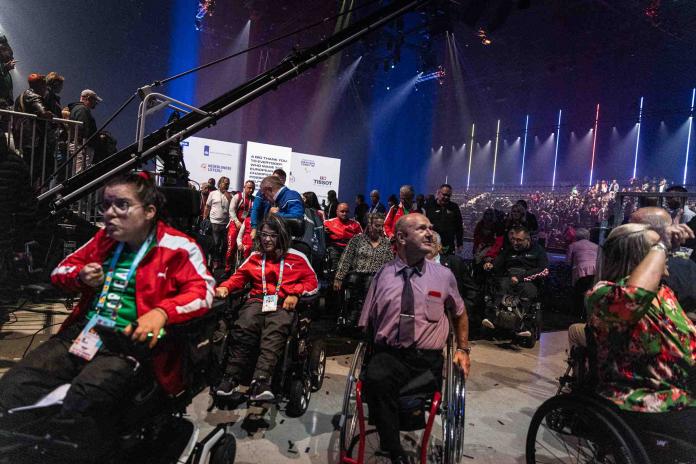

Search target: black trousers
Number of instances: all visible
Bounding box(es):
[225,299,294,381]
[363,346,443,454]
[497,276,538,300]
[573,275,594,319]
[211,223,228,265]
[0,323,148,461]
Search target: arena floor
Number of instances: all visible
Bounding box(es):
[0,300,569,463]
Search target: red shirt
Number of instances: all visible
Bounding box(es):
[219,250,319,299]
[324,217,363,247]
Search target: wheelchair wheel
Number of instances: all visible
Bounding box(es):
[308,339,326,391]
[526,394,650,464]
[286,378,311,417]
[441,332,467,464]
[518,328,537,349]
[339,341,368,461]
[209,432,237,464]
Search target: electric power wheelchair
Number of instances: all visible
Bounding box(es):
[212,288,327,418]
[526,325,696,464]
[0,299,237,464]
[338,319,467,464]
[481,272,543,348]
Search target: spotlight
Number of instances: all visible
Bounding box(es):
[386,86,390,91]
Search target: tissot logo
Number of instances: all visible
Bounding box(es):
[314,176,332,186]
[301,159,315,167]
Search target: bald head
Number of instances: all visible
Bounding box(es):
[336,202,350,221]
[629,207,671,229]
[394,213,434,264]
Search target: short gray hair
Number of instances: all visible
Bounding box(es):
[575,228,590,241]
[599,223,653,282]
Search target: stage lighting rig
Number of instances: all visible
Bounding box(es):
[195,0,216,31]
[415,65,445,90]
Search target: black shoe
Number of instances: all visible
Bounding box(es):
[249,377,274,402]
[215,376,240,397]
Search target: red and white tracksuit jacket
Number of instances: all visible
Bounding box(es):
[218,250,319,300]
[384,203,420,238]
[50,220,215,396]
[324,217,363,248]
[226,191,254,271]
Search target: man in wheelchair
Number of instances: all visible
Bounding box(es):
[358,213,470,464]
[0,172,216,462]
[214,214,318,401]
[481,225,548,340]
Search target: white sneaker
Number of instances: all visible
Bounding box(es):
[516,330,532,338]
[481,319,495,330]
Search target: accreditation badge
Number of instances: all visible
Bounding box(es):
[262,294,278,313]
[68,315,116,361]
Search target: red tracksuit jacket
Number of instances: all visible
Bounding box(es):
[219,250,319,299]
[324,217,363,248]
[50,220,215,396]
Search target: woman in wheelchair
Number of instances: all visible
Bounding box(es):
[214,214,318,401]
[333,212,393,327]
[586,223,696,447]
[0,171,215,461]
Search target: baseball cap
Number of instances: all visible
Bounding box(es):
[81,89,103,102]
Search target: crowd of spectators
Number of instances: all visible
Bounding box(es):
[458,177,694,251]
[0,34,112,191]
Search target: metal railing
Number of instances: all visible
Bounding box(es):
[1,108,100,223]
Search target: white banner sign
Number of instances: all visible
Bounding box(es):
[288,152,341,204]
[181,136,243,189]
[243,141,292,187]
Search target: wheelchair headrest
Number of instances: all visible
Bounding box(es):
[281,217,305,237]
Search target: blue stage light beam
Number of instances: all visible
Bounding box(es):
[552,109,562,190]
[492,119,501,190]
[683,88,695,185]
[633,97,644,179]
[466,123,475,190]
[520,114,529,185]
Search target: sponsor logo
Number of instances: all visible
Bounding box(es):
[301,159,315,167]
[204,163,232,173]
[180,141,189,147]
[314,175,333,186]
[204,145,210,157]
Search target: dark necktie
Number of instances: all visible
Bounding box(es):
[398,267,417,348]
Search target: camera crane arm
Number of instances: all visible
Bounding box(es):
[39,0,433,214]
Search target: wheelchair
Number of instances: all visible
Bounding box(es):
[213,288,327,418]
[339,323,466,464]
[0,300,237,464]
[526,326,696,464]
[336,271,375,333]
[481,273,542,348]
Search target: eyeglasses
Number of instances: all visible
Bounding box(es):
[260,232,279,240]
[99,198,142,215]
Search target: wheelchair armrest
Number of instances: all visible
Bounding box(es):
[299,293,319,305]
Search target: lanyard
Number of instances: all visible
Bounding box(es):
[95,232,155,314]
[261,254,284,296]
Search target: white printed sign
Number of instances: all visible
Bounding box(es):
[243,141,292,186]
[181,136,243,189]
[288,152,341,204]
